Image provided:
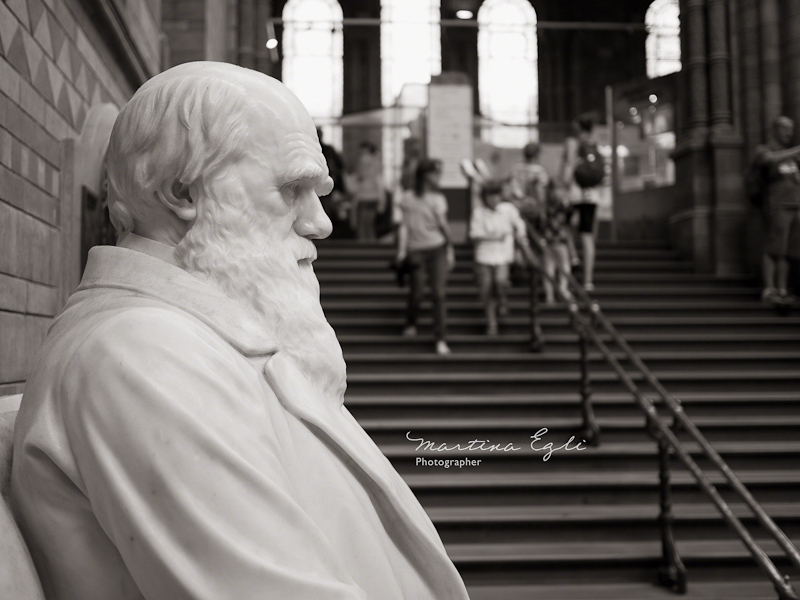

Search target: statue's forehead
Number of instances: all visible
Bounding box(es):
[282,132,325,164]
[239,83,325,175]
[247,91,317,139]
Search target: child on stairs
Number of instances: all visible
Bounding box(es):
[469,179,535,335]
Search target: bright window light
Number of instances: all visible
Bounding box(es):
[381,0,442,107]
[282,0,344,145]
[478,0,538,147]
[646,0,681,78]
[282,0,343,120]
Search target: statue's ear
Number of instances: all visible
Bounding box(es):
[156,179,197,222]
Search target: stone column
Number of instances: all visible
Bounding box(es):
[738,0,762,150]
[783,0,800,121]
[237,0,256,68]
[204,0,228,62]
[708,0,746,276]
[672,0,747,275]
[672,0,713,272]
[708,0,732,129]
[686,0,709,132]
[760,0,782,129]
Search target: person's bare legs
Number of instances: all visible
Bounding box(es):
[477,265,497,334]
[543,253,556,304]
[554,244,572,300]
[762,253,777,300]
[496,264,510,317]
[776,256,789,295]
[581,232,595,290]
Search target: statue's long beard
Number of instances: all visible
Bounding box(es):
[175,188,347,407]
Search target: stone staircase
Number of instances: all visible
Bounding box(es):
[314,240,800,600]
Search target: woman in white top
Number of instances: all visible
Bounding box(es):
[396,159,453,355]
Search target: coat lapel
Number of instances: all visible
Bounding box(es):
[262,353,467,598]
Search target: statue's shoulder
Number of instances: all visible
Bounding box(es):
[72,304,226,359]
[46,304,263,412]
[38,300,234,387]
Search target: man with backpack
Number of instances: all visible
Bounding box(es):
[753,115,800,303]
[561,115,605,291]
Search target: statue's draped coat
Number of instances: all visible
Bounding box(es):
[11,245,469,600]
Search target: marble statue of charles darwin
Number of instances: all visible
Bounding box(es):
[10,61,470,600]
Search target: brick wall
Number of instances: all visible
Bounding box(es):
[0,0,161,394]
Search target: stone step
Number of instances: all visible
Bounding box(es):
[346,391,800,420]
[315,243,676,259]
[313,258,695,273]
[338,332,800,354]
[429,503,800,545]
[341,350,800,375]
[314,239,674,251]
[321,285,760,302]
[316,270,743,285]
[403,470,800,509]
[322,300,776,320]
[464,580,779,600]
[344,369,800,396]
[449,539,800,587]
[329,314,800,336]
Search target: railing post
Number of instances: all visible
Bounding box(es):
[776,576,800,600]
[529,266,545,352]
[655,409,688,594]
[573,305,599,446]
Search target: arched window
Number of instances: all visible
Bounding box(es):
[380,0,441,188]
[381,0,442,107]
[478,0,538,147]
[645,0,681,79]
[282,0,343,144]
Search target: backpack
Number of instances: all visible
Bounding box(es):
[573,139,605,188]
[744,155,768,209]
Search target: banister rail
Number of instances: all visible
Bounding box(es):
[524,233,800,600]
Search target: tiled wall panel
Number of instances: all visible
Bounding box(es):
[0,0,161,388]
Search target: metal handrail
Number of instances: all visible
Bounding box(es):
[524,233,800,599]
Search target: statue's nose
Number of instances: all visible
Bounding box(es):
[294,197,332,239]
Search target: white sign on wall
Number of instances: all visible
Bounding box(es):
[427,78,473,189]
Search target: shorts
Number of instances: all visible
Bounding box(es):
[574,202,597,234]
[766,206,800,260]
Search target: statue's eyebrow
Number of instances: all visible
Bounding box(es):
[280,164,327,187]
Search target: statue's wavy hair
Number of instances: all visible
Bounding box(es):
[106,64,253,233]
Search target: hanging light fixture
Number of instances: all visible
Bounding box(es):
[266,19,279,62]
[446,0,479,19]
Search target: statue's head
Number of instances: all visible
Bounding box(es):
[107,61,332,242]
[107,62,344,403]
